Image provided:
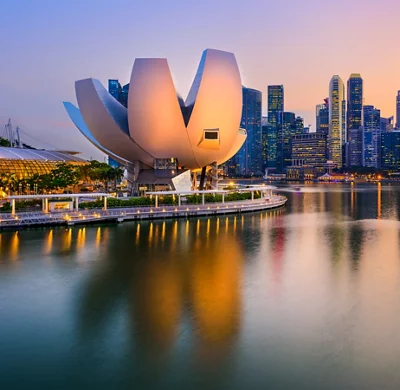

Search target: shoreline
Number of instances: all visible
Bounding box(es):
[0,197,287,230]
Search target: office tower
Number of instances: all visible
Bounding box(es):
[396,91,400,129]
[291,133,327,166]
[108,79,129,108]
[381,131,400,169]
[276,112,295,173]
[316,98,329,135]
[266,86,284,170]
[347,74,363,167]
[267,85,284,127]
[228,87,262,176]
[329,76,346,168]
[363,105,381,168]
[295,116,304,136]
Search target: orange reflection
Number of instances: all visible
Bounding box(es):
[190,231,242,344]
[9,232,19,261]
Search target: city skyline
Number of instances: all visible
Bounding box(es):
[1,0,400,160]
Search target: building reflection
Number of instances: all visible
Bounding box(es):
[75,216,246,362]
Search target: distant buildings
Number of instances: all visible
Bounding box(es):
[329,75,346,168]
[347,74,363,167]
[224,74,400,178]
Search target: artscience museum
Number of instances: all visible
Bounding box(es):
[64,49,246,194]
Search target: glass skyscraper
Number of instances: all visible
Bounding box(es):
[396,91,400,129]
[363,105,381,168]
[227,87,262,176]
[329,76,346,168]
[276,112,295,173]
[267,86,284,171]
[347,74,363,167]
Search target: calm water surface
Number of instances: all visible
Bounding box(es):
[1,184,400,389]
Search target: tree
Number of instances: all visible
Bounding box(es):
[0,137,10,147]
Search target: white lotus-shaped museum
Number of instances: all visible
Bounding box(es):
[64,49,246,191]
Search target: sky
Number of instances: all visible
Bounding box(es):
[1,0,399,160]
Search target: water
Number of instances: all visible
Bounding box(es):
[1,183,400,389]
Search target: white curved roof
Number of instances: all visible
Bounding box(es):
[66,48,246,170]
[0,147,85,162]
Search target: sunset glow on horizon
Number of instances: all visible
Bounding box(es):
[1,0,399,158]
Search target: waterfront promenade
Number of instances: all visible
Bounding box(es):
[0,196,287,229]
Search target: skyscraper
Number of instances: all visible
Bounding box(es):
[276,112,295,173]
[316,99,329,136]
[267,85,284,127]
[347,74,363,167]
[396,91,400,129]
[227,87,262,176]
[329,76,346,168]
[363,105,381,168]
[267,86,284,171]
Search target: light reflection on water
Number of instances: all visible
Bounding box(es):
[1,184,400,389]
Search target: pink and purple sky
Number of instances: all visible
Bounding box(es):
[0,0,399,159]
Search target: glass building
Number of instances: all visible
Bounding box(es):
[329,75,346,168]
[0,147,86,181]
[227,87,262,176]
[347,74,363,167]
[276,112,295,173]
[363,105,381,168]
[266,85,284,170]
[316,99,329,136]
[381,131,400,170]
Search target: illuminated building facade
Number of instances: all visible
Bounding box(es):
[347,74,363,167]
[0,147,86,180]
[329,75,346,168]
[266,85,284,170]
[291,133,327,166]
